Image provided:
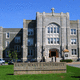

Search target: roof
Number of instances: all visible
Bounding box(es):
[63,49,69,52]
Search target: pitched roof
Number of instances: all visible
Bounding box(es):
[63,49,69,52]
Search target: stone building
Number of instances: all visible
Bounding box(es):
[0,8,80,62]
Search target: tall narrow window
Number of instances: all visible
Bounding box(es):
[51,38,53,44]
[48,27,50,33]
[48,38,50,44]
[71,39,73,44]
[54,27,56,33]
[6,32,10,38]
[28,38,33,46]
[57,27,59,33]
[72,49,76,55]
[14,37,21,43]
[57,38,59,44]
[71,39,76,44]
[6,41,9,47]
[74,39,76,44]
[14,45,20,52]
[28,49,34,56]
[74,29,76,34]
[28,29,34,35]
[71,29,73,34]
[71,29,76,34]
[51,27,53,33]
[54,38,56,44]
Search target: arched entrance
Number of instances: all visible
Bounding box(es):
[49,49,59,58]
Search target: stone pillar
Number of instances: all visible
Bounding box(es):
[42,12,46,60]
[66,12,71,57]
[22,19,27,61]
[60,12,66,57]
[36,12,42,62]
[78,20,80,58]
[0,27,3,58]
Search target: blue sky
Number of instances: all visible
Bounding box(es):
[0,0,80,28]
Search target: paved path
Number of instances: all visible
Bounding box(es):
[66,62,80,68]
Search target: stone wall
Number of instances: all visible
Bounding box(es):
[14,62,66,75]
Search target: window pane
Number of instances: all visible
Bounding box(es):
[51,38,53,44]
[74,39,76,44]
[54,38,56,44]
[57,38,59,44]
[48,27,50,33]
[71,39,73,44]
[75,49,76,55]
[72,49,73,55]
[74,29,76,34]
[71,29,73,34]
[57,27,59,33]
[51,27,53,33]
[7,33,9,38]
[54,27,56,33]
[48,38,50,44]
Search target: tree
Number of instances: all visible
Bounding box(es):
[8,49,18,62]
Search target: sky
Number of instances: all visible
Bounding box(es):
[0,0,80,28]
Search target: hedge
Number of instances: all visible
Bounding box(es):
[60,59,73,62]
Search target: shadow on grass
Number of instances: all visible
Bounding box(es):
[71,76,80,78]
[7,74,14,75]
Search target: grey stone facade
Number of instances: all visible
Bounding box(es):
[0,8,80,62]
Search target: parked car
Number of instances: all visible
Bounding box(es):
[0,58,5,65]
[17,59,22,62]
[8,61,14,65]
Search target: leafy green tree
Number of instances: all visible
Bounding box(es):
[8,49,18,62]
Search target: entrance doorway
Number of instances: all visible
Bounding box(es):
[49,49,59,57]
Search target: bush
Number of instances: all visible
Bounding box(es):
[60,59,73,62]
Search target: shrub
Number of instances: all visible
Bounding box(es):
[60,59,73,62]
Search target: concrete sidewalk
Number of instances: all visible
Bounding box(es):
[66,62,80,68]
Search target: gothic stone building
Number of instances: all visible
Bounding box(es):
[0,8,80,62]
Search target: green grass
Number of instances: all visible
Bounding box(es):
[0,65,80,80]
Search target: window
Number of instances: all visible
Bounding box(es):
[14,37,21,43]
[51,27,53,33]
[28,29,34,35]
[48,38,50,44]
[48,27,50,33]
[54,38,56,44]
[71,39,76,44]
[51,38,53,44]
[5,41,9,47]
[71,29,76,34]
[6,32,10,38]
[28,38,33,46]
[28,49,34,56]
[57,38,59,44]
[6,50,9,57]
[47,24,59,34]
[72,49,76,55]
[57,27,59,33]
[54,27,56,33]
[14,45,20,52]
[47,38,59,44]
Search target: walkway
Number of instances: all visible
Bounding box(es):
[66,62,80,68]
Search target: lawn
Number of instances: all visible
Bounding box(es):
[0,65,80,80]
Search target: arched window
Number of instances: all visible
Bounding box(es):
[47,24,59,34]
[46,23,60,45]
